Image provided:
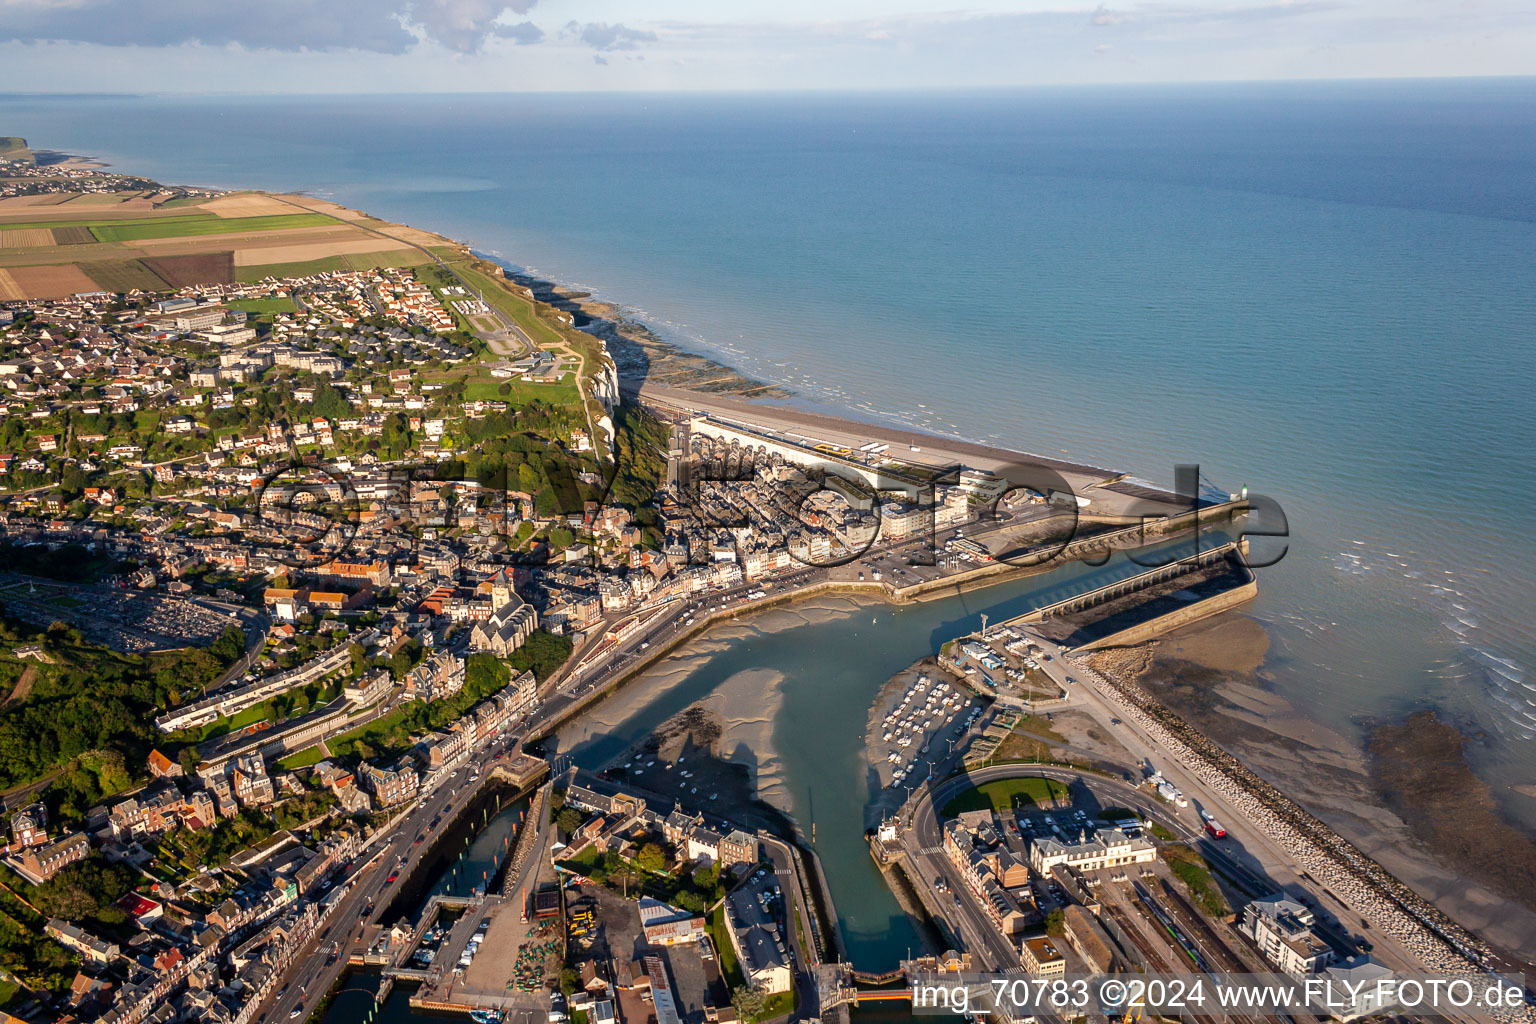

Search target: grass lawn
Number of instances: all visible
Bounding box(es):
[0,977,19,1009]
[278,745,325,770]
[326,707,407,754]
[991,714,1069,762]
[559,845,603,874]
[941,776,1071,817]
[190,700,273,743]
[227,296,299,314]
[1161,844,1229,917]
[761,990,796,1020]
[461,372,580,407]
[708,905,744,989]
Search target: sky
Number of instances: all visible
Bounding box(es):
[0,0,1532,93]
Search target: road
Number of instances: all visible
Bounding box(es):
[255,730,533,1024]
[1019,634,1422,972]
[761,836,824,1019]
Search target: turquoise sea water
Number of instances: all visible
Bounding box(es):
[5,80,1536,970]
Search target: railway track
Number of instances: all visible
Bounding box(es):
[1158,879,1249,974]
[1104,900,1175,973]
[1130,881,1273,1024]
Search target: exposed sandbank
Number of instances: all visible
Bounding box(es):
[1085,612,1536,961]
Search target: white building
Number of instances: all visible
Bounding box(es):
[1240,896,1335,977]
[1027,829,1156,874]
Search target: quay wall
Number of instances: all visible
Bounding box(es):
[531,502,1247,743]
[1072,576,1257,652]
[887,499,1247,605]
[377,768,544,927]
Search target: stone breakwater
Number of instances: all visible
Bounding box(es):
[1065,653,1535,1022]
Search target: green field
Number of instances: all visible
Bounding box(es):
[277,745,325,770]
[90,212,338,242]
[227,296,299,314]
[325,708,407,755]
[941,776,1072,817]
[0,137,33,163]
[461,373,580,406]
[451,261,570,350]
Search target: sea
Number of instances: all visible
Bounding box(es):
[3,82,1535,980]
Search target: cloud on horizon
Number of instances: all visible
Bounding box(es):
[0,0,1531,91]
[0,0,543,53]
[570,21,658,52]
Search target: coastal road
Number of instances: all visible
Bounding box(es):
[760,834,824,1019]
[1025,635,1427,975]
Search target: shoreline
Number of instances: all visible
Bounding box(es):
[3,137,1160,497]
[11,143,1536,969]
[1082,613,1536,964]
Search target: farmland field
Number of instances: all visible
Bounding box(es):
[143,251,235,286]
[202,193,304,217]
[80,258,170,292]
[0,190,442,298]
[0,229,53,247]
[231,235,404,266]
[0,263,99,299]
[234,248,429,282]
[89,212,338,242]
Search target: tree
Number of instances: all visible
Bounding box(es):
[732,986,769,1023]
[555,807,583,835]
[389,648,414,680]
[32,857,134,925]
[636,842,668,874]
[692,863,720,891]
[1044,908,1065,936]
[609,860,641,898]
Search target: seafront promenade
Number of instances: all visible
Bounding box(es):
[632,381,1187,509]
